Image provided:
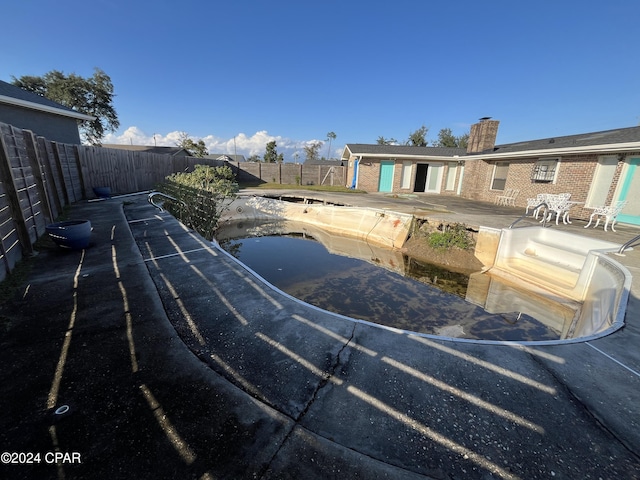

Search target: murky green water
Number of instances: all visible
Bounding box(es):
[216,222,573,341]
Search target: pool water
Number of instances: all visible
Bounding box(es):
[216,223,573,342]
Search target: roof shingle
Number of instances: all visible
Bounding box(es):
[0,79,79,114]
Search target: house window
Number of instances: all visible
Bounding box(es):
[586,156,618,207]
[532,158,559,183]
[445,162,457,190]
[401,161,412,189]
[491,162,509,190]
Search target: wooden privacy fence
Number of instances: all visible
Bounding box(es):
[0,121,347,281]
[233,161,347,187]
[0,122,63,281]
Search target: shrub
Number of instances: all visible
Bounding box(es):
[158,164,239,239]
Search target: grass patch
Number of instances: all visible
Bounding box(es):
[427,223,474,250]
[239,182,367,194]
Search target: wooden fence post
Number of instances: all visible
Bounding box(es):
[37,137,64,214]
[23,130,54,224]
[74,145,90,199]
[51,142,71,205]
[0,126,34,256]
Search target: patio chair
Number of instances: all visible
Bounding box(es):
[549,193,572,225]
[496,188,519,206]
[584,200,628,232]
[525,194,547,218]
[495,188,512,205]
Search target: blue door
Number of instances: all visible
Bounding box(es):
[378,161,395,192]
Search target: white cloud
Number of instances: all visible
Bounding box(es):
[102,127,338,162]
[102,126,179,148]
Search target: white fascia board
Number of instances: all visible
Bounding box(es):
[340,145,354,160]
[470,142,640,160]
[353,152,460,162]
[342,142,640,162]
[0,95,95,121]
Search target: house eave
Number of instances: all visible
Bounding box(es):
[470,142,640,160]
[0,94,95,122]
[347,152,462,161]
[342,142,640,163]
[341,146,463,162]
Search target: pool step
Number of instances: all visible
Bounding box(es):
[523,238,587,272]
[491,227,621,301]
[466,271,580,339]
[500,237,586,293]
[500,256,580,291]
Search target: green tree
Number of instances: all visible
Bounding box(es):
[303,141,322,163]
[435,128,457,147]
[247,154,261,162]
[406,125,428,147]
[457,132,469,149]
[11,68,119,145]
[376,136,398,145]
[325,131,337,159]
[263,140,283,163]
[433,128,470,148]
[176,132,208,157]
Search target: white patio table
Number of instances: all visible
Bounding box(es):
[539,193,572,225]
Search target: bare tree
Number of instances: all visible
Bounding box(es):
[303,141,322,163]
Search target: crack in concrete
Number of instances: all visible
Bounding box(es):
[296,323,356,423]
[257,323,357,478]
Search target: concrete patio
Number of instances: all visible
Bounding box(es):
[0,191,638,479]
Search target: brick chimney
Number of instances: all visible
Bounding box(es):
[467,117,500,153]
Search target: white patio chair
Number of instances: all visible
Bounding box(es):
[584,200,628,232]
[542,193,572,225]
[496,188,519,206]
[525,194,546,217]
[495,188,513,205]
[503,189,519,207]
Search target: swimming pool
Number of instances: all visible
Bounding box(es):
[207,195,632,344]
[216,219,579,342]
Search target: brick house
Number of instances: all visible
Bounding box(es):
[341,119,640,226]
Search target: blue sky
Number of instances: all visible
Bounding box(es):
[3,1,638,161]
